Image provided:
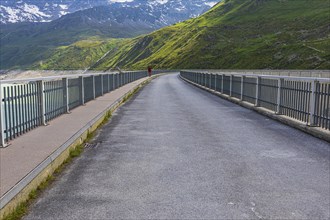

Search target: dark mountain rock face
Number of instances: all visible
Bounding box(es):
[0,0,218,25]
[0,0,219,69]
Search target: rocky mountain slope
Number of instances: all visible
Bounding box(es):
[0,0,218,69]
[0,0,110,24]
[83,0,328,70]
[0,0,217,24]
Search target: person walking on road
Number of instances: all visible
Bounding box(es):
[148,66,152,77]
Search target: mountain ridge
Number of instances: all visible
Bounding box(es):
[0,0,218,69]
[0,0,217,24]
[88,0,330,70]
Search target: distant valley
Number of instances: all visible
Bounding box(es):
[0,0,217,69]
[1,0,329,70]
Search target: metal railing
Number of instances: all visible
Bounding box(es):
[184,69,330,78]
[0,70,159,147]
[181,71,330,131]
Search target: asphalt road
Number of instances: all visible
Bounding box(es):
[25,74,330,219]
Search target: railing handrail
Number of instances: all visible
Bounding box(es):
[181,70,330,82]
[0,70,177,84]
[0,71,148,84]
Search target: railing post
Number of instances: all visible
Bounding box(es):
[112,74,115,90]
[214,74,217,91]
[205,73,208,87]
[229,75,233,96]
[38,80,47,125]
[202,73,205,86]
[107,74,110,93]
[309,80,318,126]
[62,78,70,113]
[255,76,261,107]
[241,76,245,101]
[113,74,116,89]
[221,74,224,94]
[80,76,85,105]
[92,75,96,99]
[101,74,104,96]
[0,82,7,147]
[276,78,283,114]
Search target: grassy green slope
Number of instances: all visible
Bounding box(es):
[35,37,126,70]
[0,14,154,70]
[91,0,330,70]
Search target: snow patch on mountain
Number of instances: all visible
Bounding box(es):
[205,1,218,7]
[108,0,134,3]
[0,0,221,24]
[0,4,51,23]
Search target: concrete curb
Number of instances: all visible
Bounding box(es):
[180,75,330,143]
[0,75,159,219]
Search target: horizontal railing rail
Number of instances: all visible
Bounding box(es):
[0,70,168,147]
[183,69,330,78]
[180,71,330,132]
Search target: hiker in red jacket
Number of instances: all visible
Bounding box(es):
[148,66,152,77]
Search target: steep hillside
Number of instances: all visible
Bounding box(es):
[86,0,329,70]
[35,38,126,70]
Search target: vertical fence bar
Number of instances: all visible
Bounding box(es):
[80,76,85,105]
[113,73,118,89]
[229,75,233,97]
[113,74,116,90]
[101,74,104,96]
[309,80,318,126]
[241,76,244,100]
[92,75,96,100]
[14,86,18,137]
[221,74,224,94]
[62,78,69,113]
[107,74,110,93]
[276,78,283,114]
[31,84,35,128]
[23,85,28,132]
[255,76,260,107]
[214,74,217,91]
[38,80,47,125]
[17,85,22,135]
[7,87,12,138]
[0,82,6,147]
